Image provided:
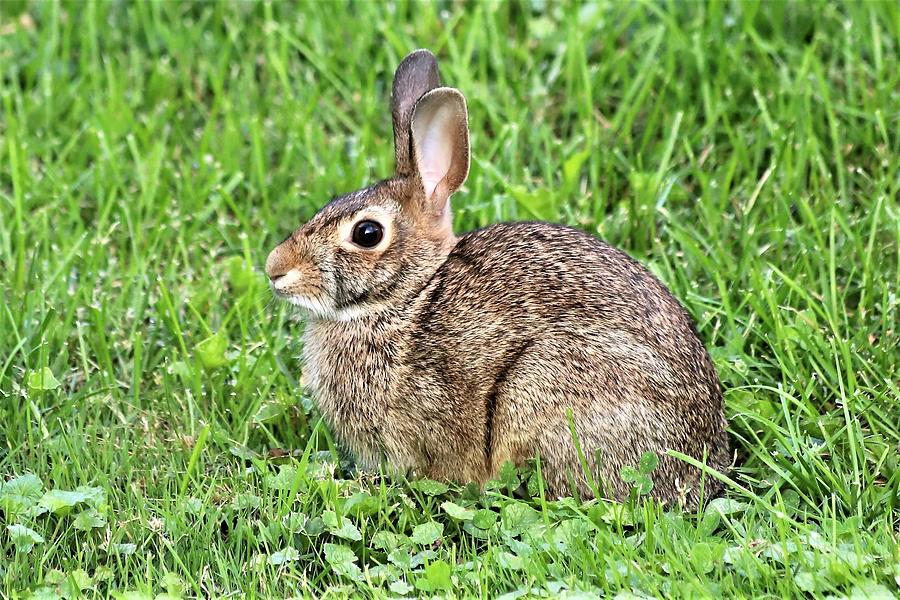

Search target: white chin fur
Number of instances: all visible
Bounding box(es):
[284,295,335,318]
[283,295,375,322]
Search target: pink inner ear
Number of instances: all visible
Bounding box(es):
[416,105,455,200]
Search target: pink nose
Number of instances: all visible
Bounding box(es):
[265,249,291,282]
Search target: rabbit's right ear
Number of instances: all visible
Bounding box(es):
[410,88,469,221]
[392,50,441,177]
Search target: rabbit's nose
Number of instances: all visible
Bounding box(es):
[266,266,289,283]
[265,250,291,282]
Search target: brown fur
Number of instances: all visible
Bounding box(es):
[265,49,730,508]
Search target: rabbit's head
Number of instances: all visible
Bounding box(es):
[265,50,470,320]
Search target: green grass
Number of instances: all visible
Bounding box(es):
[1,1,898,598]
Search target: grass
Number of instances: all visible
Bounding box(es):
[1,0,898,597]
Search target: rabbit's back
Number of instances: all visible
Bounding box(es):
[413,221,718,400]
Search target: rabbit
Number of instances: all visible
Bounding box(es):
[265,49,730,509]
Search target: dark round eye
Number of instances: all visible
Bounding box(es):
[351,220,384,248]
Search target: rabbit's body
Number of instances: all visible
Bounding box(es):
[266,50,730,508]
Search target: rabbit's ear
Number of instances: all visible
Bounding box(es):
[392,49,441,177]
[410,88,470,216]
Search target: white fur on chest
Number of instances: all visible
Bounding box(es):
[300,317,411,468]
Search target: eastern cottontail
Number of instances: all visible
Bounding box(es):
[266,49,730,508]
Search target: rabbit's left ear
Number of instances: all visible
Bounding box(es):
[410,87,470,217]
[392,50,441,177]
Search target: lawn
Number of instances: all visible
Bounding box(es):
[1,1,898,598]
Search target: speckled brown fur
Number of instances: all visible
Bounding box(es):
[265,50,730,509]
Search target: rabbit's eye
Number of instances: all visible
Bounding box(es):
[351,220,384,248]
